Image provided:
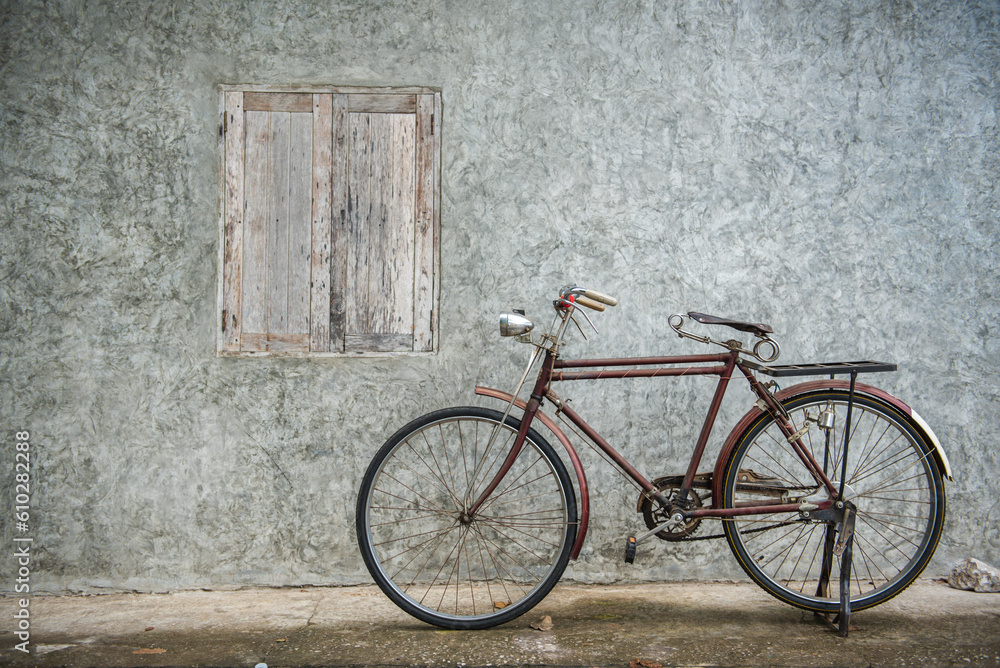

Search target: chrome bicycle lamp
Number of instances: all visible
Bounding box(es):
[499,312,534,337]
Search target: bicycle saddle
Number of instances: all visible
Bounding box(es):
[687,312,773,337]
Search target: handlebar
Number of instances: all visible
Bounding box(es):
[557,286,618,311]
[582,289,618,306]
[575,295,606,311]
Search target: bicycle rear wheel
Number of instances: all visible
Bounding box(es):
[721,390,945,613]
[357,406,577,629]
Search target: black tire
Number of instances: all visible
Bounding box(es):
[356,406,577,629]
[722,390,946,613]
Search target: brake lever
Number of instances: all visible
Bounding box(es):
[572,306,599,335]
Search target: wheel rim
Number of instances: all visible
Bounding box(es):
[725,394,943,609]
[362,414,574,622]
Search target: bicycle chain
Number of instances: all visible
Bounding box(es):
[674,519,800,542]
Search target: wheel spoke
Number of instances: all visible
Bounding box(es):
[408,438,464,510]
[394,522,461,588]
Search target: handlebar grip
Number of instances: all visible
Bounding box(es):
[584,289,618,306]
[575,295,606,311]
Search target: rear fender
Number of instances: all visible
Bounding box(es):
[712,379,953,501]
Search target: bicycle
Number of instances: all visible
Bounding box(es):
[356,285,952,630]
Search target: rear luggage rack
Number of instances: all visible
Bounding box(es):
[742,360,897,377]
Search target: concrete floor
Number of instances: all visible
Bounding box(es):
[1,580,998,667]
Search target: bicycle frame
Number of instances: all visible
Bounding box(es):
[475,347,842,560]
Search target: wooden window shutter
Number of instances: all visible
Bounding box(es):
[218,87,440,356]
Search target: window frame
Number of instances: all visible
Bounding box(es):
[216,84,441,357]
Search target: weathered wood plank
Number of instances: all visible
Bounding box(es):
[348,94,416,114]
[431,92,441,350]
[368,113,391,336]
[267,111,291,334]
[389,113,416,342]
[288,111,312,338]
[432,93,441,348]
[329,94,349,351]
[412,93,438,351]
[241,332,309,352]
[310,94,333,352]
[244,92,313,113]
[345,333,413,353]
[241,110,270,346]
[347,112,371,336]
[221,92,245,351]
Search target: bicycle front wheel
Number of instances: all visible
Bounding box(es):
[357,406,577,629]
[722,390,946,613]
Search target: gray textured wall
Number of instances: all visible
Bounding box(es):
[1,0,997,593]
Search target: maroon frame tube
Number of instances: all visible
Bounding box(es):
[554,353,732,368]
[556,400,661,499]
[553,366,729,381]
[552,353,732,380]
[687,499,832,519]
[681,352,738,492]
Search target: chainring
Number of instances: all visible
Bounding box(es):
[638,475,705,541]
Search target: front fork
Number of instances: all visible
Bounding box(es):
[467,351,555,516]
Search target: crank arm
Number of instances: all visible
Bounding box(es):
[634,522,670,546]
[634,510,688,545]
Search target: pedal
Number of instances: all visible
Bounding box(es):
[624,536,637,563]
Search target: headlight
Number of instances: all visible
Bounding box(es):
[499,312,534,337]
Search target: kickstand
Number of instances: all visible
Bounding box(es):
[813,500,857,637]
[836,524,855,637]
[814,372,860,638]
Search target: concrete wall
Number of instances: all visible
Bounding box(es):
[1,0,997,592]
